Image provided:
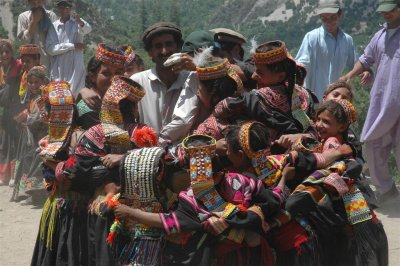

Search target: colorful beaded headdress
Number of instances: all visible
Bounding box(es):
[120,147,165,209]
[196,58,244,94]
[110,147,166,265]
[253,40,289,65]
[238,121,264,159]
[238,121,292,186]
[19,44,40,56]
[38,81,74,161]
[95,43,127,67]
[335,99,357,125]
[253,40,307,86]
[100,76,145,151]
[182,134,216,191]
[182,134,228,213]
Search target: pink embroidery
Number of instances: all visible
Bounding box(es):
[85,124,105,149]
[323,137,341,152]
[258,85,290,113]
[55,161,64,178]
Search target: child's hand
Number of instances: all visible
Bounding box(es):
[80,88,101,109]
[100,154,124,168]
[273,134,303,149]
[337,144,353,158]
[359,71,372,85]
[114,204,134,220]
[104,182,120,195]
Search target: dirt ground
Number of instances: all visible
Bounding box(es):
[0,185,399,265]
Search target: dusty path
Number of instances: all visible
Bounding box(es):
[0,185,399,265]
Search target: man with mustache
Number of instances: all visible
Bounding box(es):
[130,22,190,140]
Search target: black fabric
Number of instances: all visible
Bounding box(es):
[76,111,100,131]
[31,195,89,266]
[87,214,120,266]
[215,88,316,139]
[65,155,119,195]
[162,233,216,266]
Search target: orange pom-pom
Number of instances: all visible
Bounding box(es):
[132,126,159,148]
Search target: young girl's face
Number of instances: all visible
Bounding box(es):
[252,64,287,87]
[27,75,44,95]
[316,110,347,140]
[21,55,39,72]
[0,45,13,66]
[92,63,124,97]
[324,87,352,102]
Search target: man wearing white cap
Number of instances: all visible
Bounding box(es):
[296,1,368,100]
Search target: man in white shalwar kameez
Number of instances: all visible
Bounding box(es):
[45,0,91,96]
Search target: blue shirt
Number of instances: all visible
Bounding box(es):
[295,26,356,100]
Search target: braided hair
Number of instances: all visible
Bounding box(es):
[225,122,271,156]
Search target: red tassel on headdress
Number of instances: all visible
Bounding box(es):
[132,126,159,147]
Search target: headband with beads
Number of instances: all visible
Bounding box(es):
[95,43,127,67]
[335,99,357,125]
[182,134,216,192]
[38,81,74,161]
[252,40,307,86]
[238,121,265,159]
[252,40,289,65]
[100,76,145,151]
[19,44,40,56]
[196,58,244,94]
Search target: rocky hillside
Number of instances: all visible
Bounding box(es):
[0,0,385,60]
[85,0,383,53]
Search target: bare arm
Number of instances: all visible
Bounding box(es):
[320,144,353,166]
[114,204,163,228]
[341,61,367,82]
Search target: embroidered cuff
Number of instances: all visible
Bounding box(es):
[313,153,326,169]
[160,212,180,235]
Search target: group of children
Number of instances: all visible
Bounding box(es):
[0,35,388,266]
